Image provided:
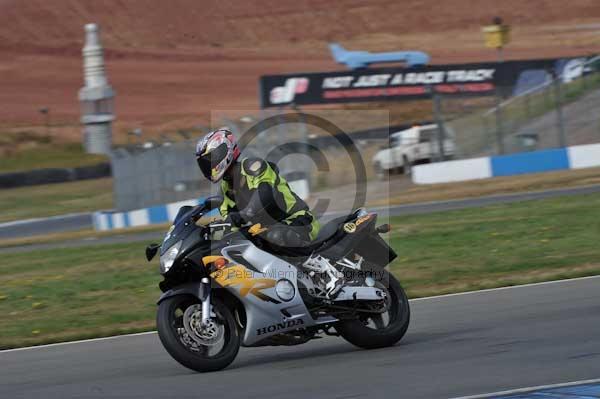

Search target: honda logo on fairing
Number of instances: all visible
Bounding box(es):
[256,319,304,335]
[269,78,309,104]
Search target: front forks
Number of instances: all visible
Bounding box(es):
[200,277,212,325]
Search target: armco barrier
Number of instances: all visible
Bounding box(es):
[413,143,600,184]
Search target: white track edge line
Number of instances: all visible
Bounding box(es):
[0,331,157,353]
[450,377,600,399]
[2,274,599,354]
[0,212,91,228]
[409,274,600,302]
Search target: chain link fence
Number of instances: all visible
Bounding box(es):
[110,142,207,210]
[439,57,600,159]
[110,112,315,210]
[109,110,387,211]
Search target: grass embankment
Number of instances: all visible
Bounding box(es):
[0,178,113,223]
[388,194,600,297]
[0,131,107,173]
[0,144,107,173]
[0,132,113,223]
[1,193,599,349]
[2,163,600,228]
[379,166,600,206]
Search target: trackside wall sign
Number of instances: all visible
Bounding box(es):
[259,58,580,108]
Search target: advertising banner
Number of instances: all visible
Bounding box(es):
[260,57,596,108]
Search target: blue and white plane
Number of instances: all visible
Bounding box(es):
[329,43,430,70]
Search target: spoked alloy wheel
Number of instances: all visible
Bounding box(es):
[336,270,410,349]
[360,281,395,330]
[157,295,240,372]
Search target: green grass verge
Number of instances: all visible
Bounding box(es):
[1,193,599,349]
[388,193,600,297]
[0,178,113,223]
[0,139,107,174]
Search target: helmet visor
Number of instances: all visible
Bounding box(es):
[196,143,228,180]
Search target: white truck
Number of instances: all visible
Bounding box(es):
[372,124,455,177]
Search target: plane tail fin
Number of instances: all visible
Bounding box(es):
[328,43,347,61]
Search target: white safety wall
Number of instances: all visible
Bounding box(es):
[412,157,492,184]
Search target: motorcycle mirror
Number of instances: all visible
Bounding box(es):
[145,243,160,261]
[376,224,391,234]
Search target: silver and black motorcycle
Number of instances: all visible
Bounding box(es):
[146,196,410,372]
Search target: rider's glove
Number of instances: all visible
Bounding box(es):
[225,211,244,227]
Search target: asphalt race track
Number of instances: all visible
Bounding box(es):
[0,212,92,240]
[2,276,599,399]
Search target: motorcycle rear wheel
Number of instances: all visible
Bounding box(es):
[336,271,410,349]
[157,295,240,372]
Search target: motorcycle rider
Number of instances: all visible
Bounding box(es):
[195,129,343,297]
[195,129,319,246]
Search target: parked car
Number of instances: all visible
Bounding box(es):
[372,124,455,177]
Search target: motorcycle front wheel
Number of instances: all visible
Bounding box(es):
[336,270,410,349]
[157,295,240,372]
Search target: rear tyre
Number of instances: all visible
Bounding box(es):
[157,295,240,372]
[336,271,410,349]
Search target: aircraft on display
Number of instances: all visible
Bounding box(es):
[329,43,430,69]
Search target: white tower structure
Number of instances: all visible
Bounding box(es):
[79,23,115,154]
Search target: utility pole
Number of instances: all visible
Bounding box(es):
[431,88,447,161]
[552,69,567,148]
[482,17,511,155]
[39,107,50,136]
[494,91,506,155]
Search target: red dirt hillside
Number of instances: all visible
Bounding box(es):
[1,0,600,139]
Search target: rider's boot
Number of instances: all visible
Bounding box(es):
[302,255,344,298]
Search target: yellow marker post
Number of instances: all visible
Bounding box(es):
[482,17,511,62]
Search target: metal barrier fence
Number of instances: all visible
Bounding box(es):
[109,110,386,211]
[109,112,315,210]
[110,142,209,211]
[440,56,600,159]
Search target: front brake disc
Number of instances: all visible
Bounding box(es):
[183,304,224,346]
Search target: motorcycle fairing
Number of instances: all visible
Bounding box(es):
[213,242,336,346]
[319,213,397,267]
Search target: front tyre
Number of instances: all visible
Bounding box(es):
[336,271,410,349]
[157,295,240,372]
